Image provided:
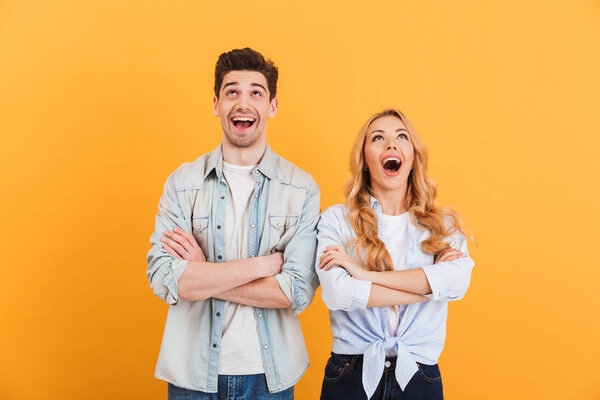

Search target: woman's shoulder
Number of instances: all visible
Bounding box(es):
[321,203,349,219]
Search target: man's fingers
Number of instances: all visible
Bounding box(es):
[161,237,189,258]
[174,227,200,249]
[164,230,193,252]
[163,244,183,260]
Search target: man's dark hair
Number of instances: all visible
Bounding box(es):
[214,48,279,100]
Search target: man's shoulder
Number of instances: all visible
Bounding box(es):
[272,153,319,194]
[168,152,213,190]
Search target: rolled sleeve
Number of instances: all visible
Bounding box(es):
[146,174,191,305]
[421,232,475,302]
[274,182,321,314]
[316,206,373,311]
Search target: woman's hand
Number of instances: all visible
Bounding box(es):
[434,247,465,264]
[319,245,371,281]
[161,227,206,262]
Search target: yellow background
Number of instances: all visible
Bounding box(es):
[1,0,599,399]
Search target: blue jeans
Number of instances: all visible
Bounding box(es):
[320,353,443,400]
[168,374,294,400]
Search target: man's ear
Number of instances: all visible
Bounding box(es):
[213,96,219,116]
[268,98,279,118]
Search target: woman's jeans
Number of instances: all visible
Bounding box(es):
[320,353,443,400]
[168,374,294,400]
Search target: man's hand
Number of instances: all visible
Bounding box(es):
[262,251,284,277]
[434,247,465,264]
[318,245,371,281]
[161,227,206,261]
[162,228,284,277]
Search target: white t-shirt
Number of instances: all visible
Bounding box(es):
[217,161,264,375]
[376,211,411,356]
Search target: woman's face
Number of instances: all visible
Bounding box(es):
[363,115,415,194]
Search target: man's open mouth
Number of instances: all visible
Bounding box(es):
[231,116,256,130]
[381,157,402,173]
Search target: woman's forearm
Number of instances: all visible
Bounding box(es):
[367,283,429,307]
[366,268,432,295]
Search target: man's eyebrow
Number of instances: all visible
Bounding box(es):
[222,82,238,90]
[251,83,267,91]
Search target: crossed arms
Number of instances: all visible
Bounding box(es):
[315,207,474,310]
[162,227,290,308]
[146,174,321,310]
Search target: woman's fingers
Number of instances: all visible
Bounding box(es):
[435,249,465,263]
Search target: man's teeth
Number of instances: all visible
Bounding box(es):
[232,117,255,122]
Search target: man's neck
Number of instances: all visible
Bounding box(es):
[222,139,267,166]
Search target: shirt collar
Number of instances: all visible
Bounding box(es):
[204,143,277,180]
[369,196,383,213]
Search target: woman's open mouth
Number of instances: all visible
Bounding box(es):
[230,116,256,133]
[381,156,402,176]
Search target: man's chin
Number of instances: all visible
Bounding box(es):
[224,131,260,148]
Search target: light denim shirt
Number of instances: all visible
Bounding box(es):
[316,200,474,398]
[147,144,321,393]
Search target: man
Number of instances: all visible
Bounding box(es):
[146,48,320,399]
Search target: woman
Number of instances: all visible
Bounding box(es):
[316,108,474,400]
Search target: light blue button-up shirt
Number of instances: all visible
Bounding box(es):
[147,144,321,393]
[316,199,474,398]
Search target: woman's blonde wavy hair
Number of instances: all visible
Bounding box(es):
[344,108,467,272]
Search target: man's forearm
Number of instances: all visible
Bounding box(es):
[214,277,291,308]
[177,257,272,301]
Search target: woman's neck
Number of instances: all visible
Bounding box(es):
[371,187,408,215]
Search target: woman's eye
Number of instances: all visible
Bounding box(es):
[372,135,383,141]
[398,133,408,140]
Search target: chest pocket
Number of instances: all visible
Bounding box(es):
[191,216,209,256]
[268,215,299,252]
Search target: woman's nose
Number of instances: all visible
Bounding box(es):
[386,143,397,150]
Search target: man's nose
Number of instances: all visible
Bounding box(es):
[236,94,251,110]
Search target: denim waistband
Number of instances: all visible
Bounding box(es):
[330,352,400,371]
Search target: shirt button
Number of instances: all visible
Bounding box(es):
[212,344,217,348]
[385,361,391,368]
[218,255,222,260]
[263,344,268,349]
[216,312,221,317]
[250,254,255,258]
[254,194,258,198]
[220,196,225,200]
[217,225,221,229]
[254,170,259,174]
[276,223,281,228]
[251,223,256,228]
[258,313,263,318]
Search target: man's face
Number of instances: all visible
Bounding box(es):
[213,70,278,149]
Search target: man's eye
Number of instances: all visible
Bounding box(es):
[398,133,408,140]
[227,90,236,96]
[252,91,262,96]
